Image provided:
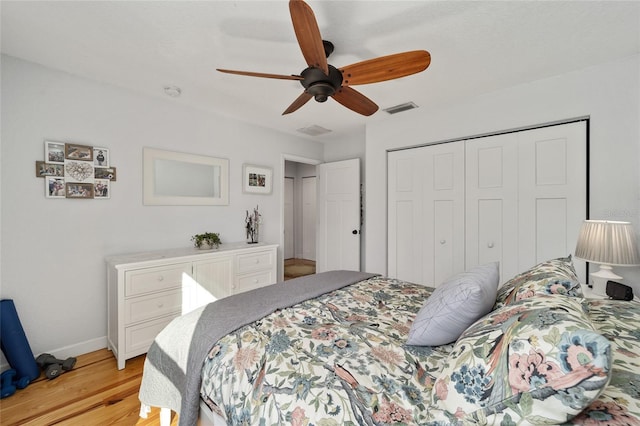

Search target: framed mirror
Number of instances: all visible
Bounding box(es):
[143,147,229,205]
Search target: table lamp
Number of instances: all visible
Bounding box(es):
[574,220,640,296]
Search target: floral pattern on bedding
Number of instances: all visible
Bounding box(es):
[432,295,613,425]
[568,299,640,426]
[200,276,455,425]
[494,256,582,309]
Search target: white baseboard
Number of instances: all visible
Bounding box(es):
[0,336,108,372]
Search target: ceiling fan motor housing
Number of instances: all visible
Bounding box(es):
[301,65,343,102]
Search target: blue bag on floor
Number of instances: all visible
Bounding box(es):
[0,299,40,381]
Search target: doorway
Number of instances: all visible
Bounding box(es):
[283,158,318,280]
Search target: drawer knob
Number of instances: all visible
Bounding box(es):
[157,303,164,308]
[440,239,446,245]
[255,259,260,264]
[253,279,258,283]
[157,275,164,281]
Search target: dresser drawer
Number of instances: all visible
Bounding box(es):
[124,315,176,356]
[123,289,182,325]
[125,263,192,297]
[235,270,275,293]
[236,250,275,274]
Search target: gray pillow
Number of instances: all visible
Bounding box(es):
[407,262,499,346]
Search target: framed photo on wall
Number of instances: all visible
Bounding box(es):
[65,143,93,161]
[94,179,110,199]
[45,177,66,198]
[44,140,66,164]
[243,164,273,194]
[64,160,94,182]
[65,182,94,199]
[95,166,117,181]
[93,147,109,167]
[35,161,64,177]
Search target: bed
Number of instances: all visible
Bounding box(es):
[138,258,640,426]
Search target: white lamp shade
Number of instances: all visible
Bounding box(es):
[575,220,640,266]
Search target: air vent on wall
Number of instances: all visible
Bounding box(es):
[383,101,418,115]
[296,125,332,136]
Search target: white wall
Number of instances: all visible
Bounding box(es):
[365,54,640,292]
[0,55,324,359]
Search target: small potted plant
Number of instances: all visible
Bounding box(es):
[191,232,221,250]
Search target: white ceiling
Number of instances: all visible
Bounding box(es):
[2,1,639,143]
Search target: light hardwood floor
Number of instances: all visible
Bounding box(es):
[0,349,176,425]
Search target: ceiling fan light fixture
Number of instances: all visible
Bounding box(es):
[306,82,335,102]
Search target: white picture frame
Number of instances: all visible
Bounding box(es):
[93,147,110,168]
[243,164,273,195]
[44,140,66,164]
[45,177,66,198]
[94,179,111,199]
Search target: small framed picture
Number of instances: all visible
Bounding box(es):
[94,179,110,199]
[243,164,273,194]
[93,147,109,167]
[65,143,93,161]
[65,160,94,182]
[94,166,117,181]
[45,177,66,198]
[35,161,64,177]
[65,182,94,199]
[44,140,66,164]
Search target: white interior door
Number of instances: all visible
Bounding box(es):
[317,159,360,272]
[388,143,465,287]
[302,177,317,261]
[465,133,520,282]
[284,177,294,259]
[516,121,587,281]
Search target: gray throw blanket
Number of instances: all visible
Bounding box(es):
[138,270,377,426]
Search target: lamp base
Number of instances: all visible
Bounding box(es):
[590,264,622,296]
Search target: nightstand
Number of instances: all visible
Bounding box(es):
[579,282,608,300]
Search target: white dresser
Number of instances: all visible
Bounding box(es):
[106,242,278,369]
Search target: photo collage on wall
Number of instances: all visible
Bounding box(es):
[37,140,117,199]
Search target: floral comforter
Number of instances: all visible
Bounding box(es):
[199,276,640,425]
[573,299,640,425]
[200,276,454,425]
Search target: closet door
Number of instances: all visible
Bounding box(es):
[388,142,465,286]
[516,122,587,281]
[388,121,587,286]
[388,149,424,283]
[465,134,519,282]
[465,122,587,283]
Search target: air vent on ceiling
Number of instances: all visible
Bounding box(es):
[296,125,332,136]
[383,101,418,115]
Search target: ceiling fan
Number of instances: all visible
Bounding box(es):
[217,0,431,117]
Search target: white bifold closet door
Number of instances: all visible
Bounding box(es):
[388,121,587,287]
[387,141,465,286]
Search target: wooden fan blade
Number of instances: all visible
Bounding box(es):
[283,91,313,115]
[332,86,379,116]
[289,0,328,75]
[217,69,303,81]
[339,50,431,86]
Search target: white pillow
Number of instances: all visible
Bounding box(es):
[407,262,499,346]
